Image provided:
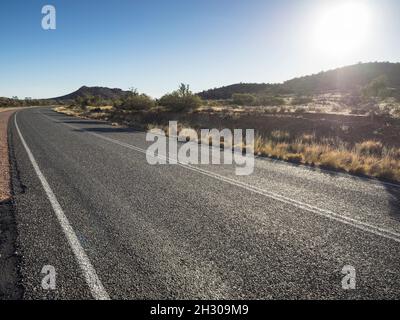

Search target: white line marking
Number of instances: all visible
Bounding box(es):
[89,133,400,244]
[14,113,110,300]
[42,111,400,244]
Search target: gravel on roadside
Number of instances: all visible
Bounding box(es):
[0,108,23,299]
[0,109,16,201]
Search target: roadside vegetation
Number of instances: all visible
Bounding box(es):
[159,84,202,112]
[0,97,56,108]
[53,62,400,183]
[142,120,400,182]
[252,134,400,181]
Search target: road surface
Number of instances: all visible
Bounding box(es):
[8,107,400,299]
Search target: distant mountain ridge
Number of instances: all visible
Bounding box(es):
[198,62,400,99]
[197,83,288,100]
[53,62,400,102]
[282,62,400,94]
[54,86,131,101]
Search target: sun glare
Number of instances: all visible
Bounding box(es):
[313,2,371,57]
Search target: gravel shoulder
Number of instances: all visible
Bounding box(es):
[0,108,23,299]
[0,109,16,201]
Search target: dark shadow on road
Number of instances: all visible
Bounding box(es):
[73,127,137,134]
[63,120,108,125]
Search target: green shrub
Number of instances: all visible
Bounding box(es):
[74,95,111,109]
[362,76,390,99]
[117,94,155,111]
[232,93,256,106]
[158,84,203,112]
[256,96,285,106]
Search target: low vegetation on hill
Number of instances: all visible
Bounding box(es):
[54,86,132,102]
[196,62,400,118]
[0,97,56,108]
[198,62,400,99]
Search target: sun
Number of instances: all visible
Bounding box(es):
[313,2,371,57]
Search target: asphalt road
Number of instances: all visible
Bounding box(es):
[8,107,400,299]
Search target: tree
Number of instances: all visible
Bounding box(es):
[117,93,155,111]
[178,83,190,97]
[158,84,203,112]
[362,76,390,99]
[128,87,139,96]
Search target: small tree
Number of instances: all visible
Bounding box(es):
[127,87,139,97]
[159,84,203,112]
[362,76,389,99]
[178,83,190,97]
[75,96,88,109]
[117,93,155,111]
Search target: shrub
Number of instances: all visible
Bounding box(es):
[232,93,257,106]
[319,151,341,169]
[301,133,316,143]
[362,76,390,99]
[294,107,306,114]
[372,158,399,180]
[356,140,383,156]
[291,96,313,105]
[270,130,290,142]
[264,106,280,114]
[257,96,285,106]
[74,95,112,109]
[205,100,224,107]
[159,84,203,112]
[117,94,155,111]
[340,94,363,107]
[285,153,303,164]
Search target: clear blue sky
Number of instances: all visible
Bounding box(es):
[1,0,399,98]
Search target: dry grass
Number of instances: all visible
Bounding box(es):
[54,106,83,117]
[54,105,113,121]
[253,132,400,181]
[146,123,400,181]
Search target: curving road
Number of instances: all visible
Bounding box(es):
[9,107,400,299]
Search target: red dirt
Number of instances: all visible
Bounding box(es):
[0,109,16,202]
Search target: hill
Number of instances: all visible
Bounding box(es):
[198,62,400,99]
[54,86,131,101]
[197,83,287,100]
